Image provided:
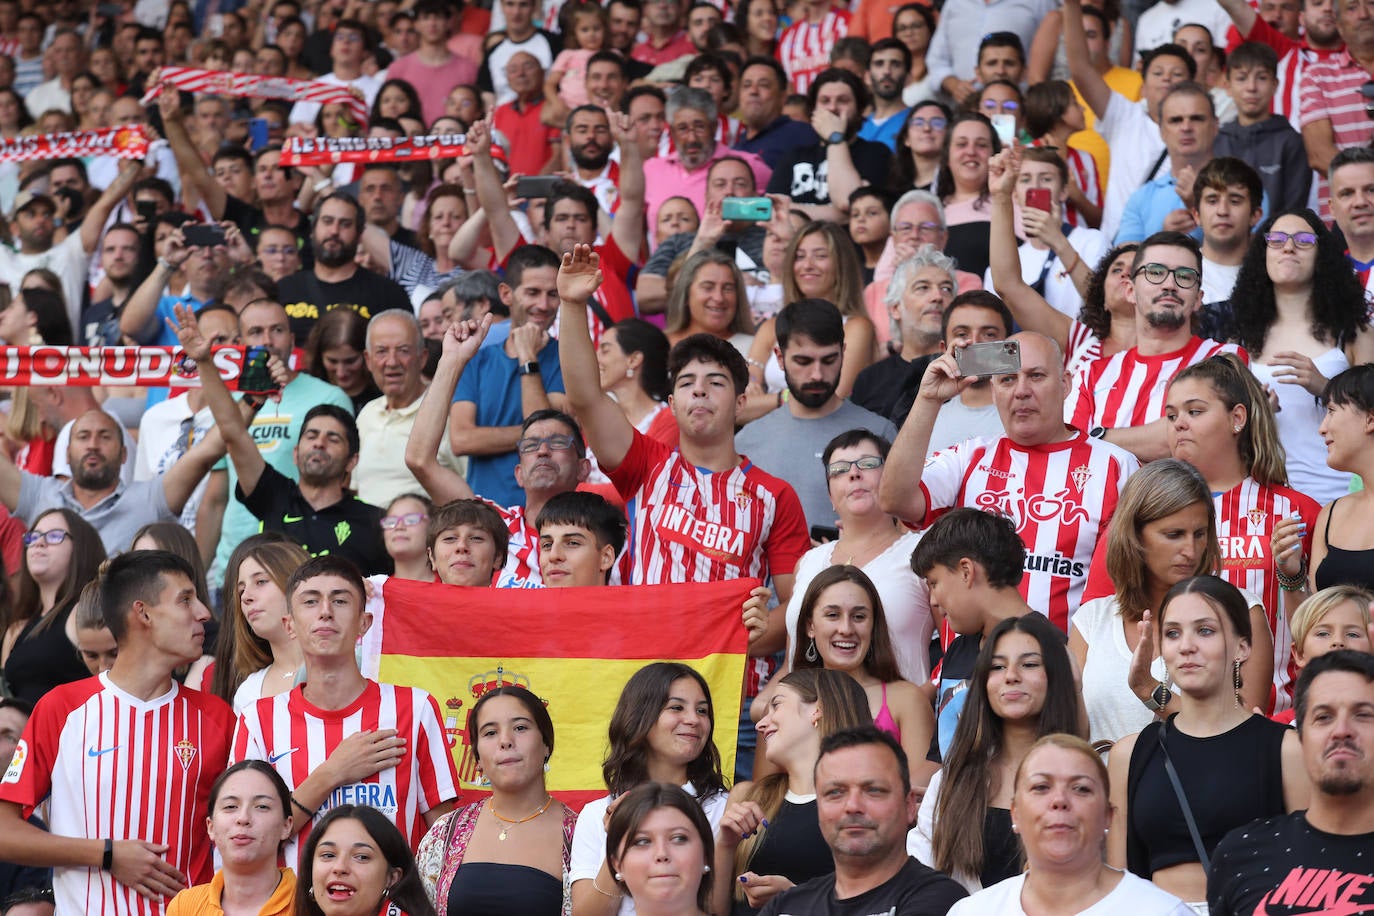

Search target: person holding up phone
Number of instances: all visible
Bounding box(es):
[879,327,1140,635]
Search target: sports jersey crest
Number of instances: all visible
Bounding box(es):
[1070,464,1092,492]
[174,738,197,771]
[1246,508,1268,531]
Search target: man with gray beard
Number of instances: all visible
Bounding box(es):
[0,409,228,553]
[277,192,412,342]
[1063,230,1245,462]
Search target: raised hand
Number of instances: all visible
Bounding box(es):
[988,147,1020,198]
[168,303,210,361]
[1126,608,1161,707]
[558,243,604,305]
[466,117,492,158]
[1270,514,1307,577]
[916,350,975,404]
[444,314,493,363]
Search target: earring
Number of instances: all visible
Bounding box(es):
[1011,824,1019,834]
[382,886,391,898]
[614,873,624,882]
[703,865,711,874]
[805,640,818,662]
[1233,659,1242,707]
[308,888,315,899]
[1233,425,1242,434]
[626,368,635,378]
[544,761,551,773]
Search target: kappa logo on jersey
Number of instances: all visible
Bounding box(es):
[327,782,398,814]
[655,504,747,564]
[973,486,1091,533]
[174,738,197,771]
[1,739,26,784]
[1254,866,1374,914]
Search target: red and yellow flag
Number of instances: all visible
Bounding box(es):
[363,578,755,810]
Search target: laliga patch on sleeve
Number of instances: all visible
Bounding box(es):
[2,739,26,784]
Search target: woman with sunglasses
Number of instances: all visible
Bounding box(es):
[383,494,435,582]
[1,509,105,706]
[1225,209,1374,505]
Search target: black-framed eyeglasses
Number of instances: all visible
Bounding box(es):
[381,512,428,530]
[1132,263,1200,289]
[826,456,885,478]
[1264,230,1317,249]
[23,529,71,547]
[516,434,578,454]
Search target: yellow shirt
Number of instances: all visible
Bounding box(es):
[166,868,296,916]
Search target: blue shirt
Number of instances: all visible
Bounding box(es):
[452,338,565,508]
[1115,173,1270,245]
[733,116,821,170]
[858,109,909,152]
[146,292,212,408]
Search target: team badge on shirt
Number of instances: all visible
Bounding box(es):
[175,739,198,771]
[2,739,26,783]
[1246,508,1268,532]
[1071,464,1093,492]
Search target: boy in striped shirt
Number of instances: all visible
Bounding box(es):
[0,551,232,916]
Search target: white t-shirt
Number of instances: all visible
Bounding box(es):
[1097,94,1166,241]
[982,226,1110,319]
[1250,351,1355,504]
[1201,257,1241,305]
[289,71,383,124]
[570,787,728,915]
[0,230,90,339]
[948,870,1194,916]
[908,769,982,892]
[1134,0,1235,67]
[135,394,215,530]
[783,531,933,685]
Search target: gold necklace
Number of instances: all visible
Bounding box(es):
[489,795,553,841]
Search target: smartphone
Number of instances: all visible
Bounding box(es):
[96,2,123,15]
[991,113,1016,145]
[238,346,280,395]
[810,525,840,543]
[954,340,1021,377]
[247,117,270,152]
[1025,188,1052,213]
[514,176,562,199]
[721,196,773,221]
[183,223,227,249]
[135,200,158,220]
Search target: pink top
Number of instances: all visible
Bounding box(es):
[551,49,593,107]
[873,682,902,742]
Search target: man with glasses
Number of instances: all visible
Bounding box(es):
[174,304,392,574]
[353,310,463,508]
[881,328,1138,633]
[1065,230,1245,461]
[858,39,911,151]
[736,299,897,529]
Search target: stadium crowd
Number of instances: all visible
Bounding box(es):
[0,0,1371,911]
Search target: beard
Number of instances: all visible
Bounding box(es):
[787,378,836,409]
[73,456,120,490]
[1144,304,1188,331]
[572,143,611,171]
[873,77,904,102]
[313,236,358,268]
[1318,772,1364,795]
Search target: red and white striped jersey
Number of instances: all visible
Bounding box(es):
[1063,147,1102,230]
[776,11,851,93]
[1065,320,1103,378]
[1215,478,1320,710]
[1273,47,1308,130]
[489,502,540,584]
[918,430,1139,631]
[232,681,458,862]
[1066,337,1248,432]
[0,674,233,916]
[1349,252,1374,309]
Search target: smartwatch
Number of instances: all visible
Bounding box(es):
[826,130,844,146]
[1142,680,1173,712]
[1089,426,1107,439]
[519,361,541,376]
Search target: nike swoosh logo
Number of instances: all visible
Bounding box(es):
[87,746,120,757]
[267,748,297,764]
[283,515,304,523]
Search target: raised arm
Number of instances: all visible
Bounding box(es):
[120,228,191,342]
[988,148,1072,350]
[81,158,141,255]
[1063,0,1112,120]
[468,117,522,262]
[876,351,975,524]
[1216,0,1258,43]
[608,111,645,260]
[404,319,486,504]
[158,85,227,218]
[169,304,269,496]
[558,244,635,470]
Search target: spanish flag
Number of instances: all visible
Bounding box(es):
[362,578,756,810]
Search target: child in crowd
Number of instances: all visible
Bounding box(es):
[545,1,610,110]
[1273,585,1374,723]
[1215,41,1311,213]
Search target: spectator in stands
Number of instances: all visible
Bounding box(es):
[1208,651,1374,914]
[733,56,820,169]
[1187,156,1264,310]
[1067,231,1244,461]
[289,19,382,123]
[1327,148,1374,301]
[776,0,852,92]
[1024,81,1103,229]
[304,308,381,415]
[0,550,232,913]
[1306,365,1374,594]
[534,491,625,587]
[2,510,104,706]
[380,494,434,583]
[294,805,437,916]
[766,69,889,225]
[935,112,999,279]
[1069,460,1272,744]
[737,299,897,528]
[1300,0,1374,220]
[387,0,478,124]
[1215,42,1311,213]
[570,663,729,914]
[1228,209,1373,503]
[912,614,1085,892]
[491,52,559,177]
[859,39,912,152]
[882,331,1138,633]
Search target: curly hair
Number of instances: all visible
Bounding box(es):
[1227,208,1368,354]
[1078,243,1139,340]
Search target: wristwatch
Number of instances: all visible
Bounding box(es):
[519,361,541,376]
[1089,426,1107,439]
[825,130,844,146]
[1142,680,1173,712]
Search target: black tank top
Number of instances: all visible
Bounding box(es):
[1314,496,1374,591]
[2,603,89,707]
[445,862,561,916]
[1126,714,1288,878]
[732,796,834,916]
[980,807,1021,888]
